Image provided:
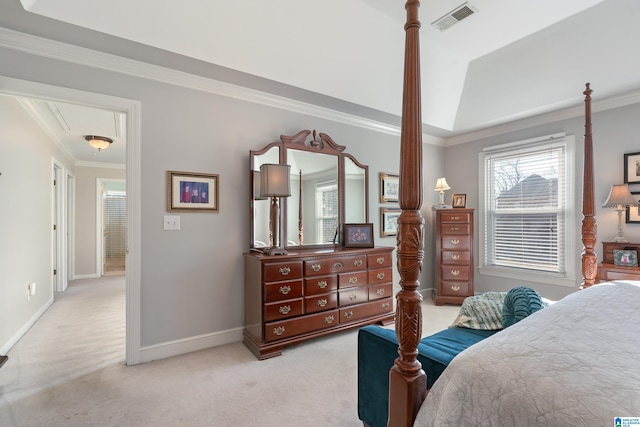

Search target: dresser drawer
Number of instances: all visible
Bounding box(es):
[338,286,369,306]
[442,250,470,265]
[264,298,304,322]
[440,281,470,297]
[264,280,303,303]
[440,212,470,224]
[440,265,470,281]
[338,271,368,288]
[305,292,338,314]
[368,268,392,285]
[339,298,393,324]
[369,283,392,301]
[264,261,303,282]
[440,223,470,234]
[304,255,367,276]
[368,252,392,269]
[304,274,338,296]
[264,309,339,342]
[441,235,470,250]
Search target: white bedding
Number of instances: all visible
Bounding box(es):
[415,281,640,427]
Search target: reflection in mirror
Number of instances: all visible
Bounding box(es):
[253,146,279,248]
[344,155,367,223]
[286,150,339,246]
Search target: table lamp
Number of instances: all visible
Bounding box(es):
[602,183,638,243]
[260,163,291,255]
[434,177,451,205]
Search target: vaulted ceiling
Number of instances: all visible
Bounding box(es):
[12,0,640,164]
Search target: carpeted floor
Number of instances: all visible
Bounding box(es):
[0,276,460,427]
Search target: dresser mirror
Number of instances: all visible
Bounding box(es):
[250,130,369,250]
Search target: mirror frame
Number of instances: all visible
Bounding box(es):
[250,130,369,250]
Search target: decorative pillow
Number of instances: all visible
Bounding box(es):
[502,286,544,328]
[450,292,507,330]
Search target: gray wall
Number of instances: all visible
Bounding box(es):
[443,102,640,300]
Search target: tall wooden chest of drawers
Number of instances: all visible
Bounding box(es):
[244,247,395,359]
[433,208,474,305]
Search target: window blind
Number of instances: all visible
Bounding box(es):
[315,182,338,244]
[483,140,567,274]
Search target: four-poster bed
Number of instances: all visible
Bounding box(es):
[386,1,640,426]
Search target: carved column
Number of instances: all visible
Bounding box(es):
[581,83,598,288]
[388,1,426,426]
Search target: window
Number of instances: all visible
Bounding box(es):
[316,181,338,244]
[479,134,575,285]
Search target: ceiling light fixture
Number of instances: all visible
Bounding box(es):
[84,135,113,151]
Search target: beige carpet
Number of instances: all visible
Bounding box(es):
[0,276,460,427]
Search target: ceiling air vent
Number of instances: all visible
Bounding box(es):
[431,2,478,31]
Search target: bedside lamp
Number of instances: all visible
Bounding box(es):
[602,184,638,243]
[434,177,451,205]
[260,163,291,255]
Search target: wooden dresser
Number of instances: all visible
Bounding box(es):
[598,241,640,281]
[243,246,395,359]
[433,208,475,305]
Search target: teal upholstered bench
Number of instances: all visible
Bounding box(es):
[357,325,498,427]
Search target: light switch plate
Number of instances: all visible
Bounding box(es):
[164,215,180,231]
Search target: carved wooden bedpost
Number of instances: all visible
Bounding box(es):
[388,1,426,426]
[581,83,598,289]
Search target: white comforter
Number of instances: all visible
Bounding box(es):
[415,281,640,427]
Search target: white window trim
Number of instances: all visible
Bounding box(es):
[478,133,577,287]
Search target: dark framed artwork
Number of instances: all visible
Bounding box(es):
[344,223,375,248]
[380,207,400,237]
[452,193,467,208]
[626,191,640,223]
[380,173,399,203]
[613,249,638,267]
[168,170,219,212]
[624,152,640,184]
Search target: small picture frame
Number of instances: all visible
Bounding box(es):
[344,223,375,248]
[613,249,638,267]
[380,207,401,237]
[380,173,399,203]
[452,194,466,208]
[624,152,640,184]
[168,171,219,212]
[626,192,640,223]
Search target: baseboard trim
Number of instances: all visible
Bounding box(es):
[139,327,244,364]
[73,274,100,280]
[1,296,54,354]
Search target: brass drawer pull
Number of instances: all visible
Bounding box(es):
[318,298,328,307]
[279,285,291,295]
[451,254,461,260]
[451,285,460,292]
[349,293,357,300]
[348,276,358,284]
[451,227,459,231]
[325,315,334,324]
[450,239,460,245]
[344,311,353,319]
[354,259,363,267]
[376,257,384,264]
[311,264,321,272]
[317,280,328,289]
[279,305,291,315]
[452,216,460,220]
[377,272,385,280]
[382,302,390,310]
[451,270,460,276]
[279,267,291,276]
[273,326,285,336]
[376,288,385,296]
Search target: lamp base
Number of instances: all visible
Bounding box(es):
[611,235,630,243]
[262,247,288,256]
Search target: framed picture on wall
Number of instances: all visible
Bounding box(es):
[624,152,640,184]
[344,223,374,248]
[380,173,399,203]
[168,170,219,212]
[380,207,401,237]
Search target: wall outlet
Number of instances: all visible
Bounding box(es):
[28,282,36,296]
